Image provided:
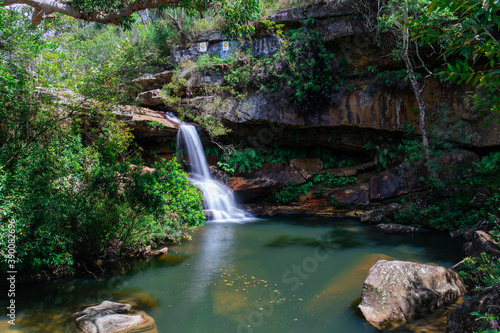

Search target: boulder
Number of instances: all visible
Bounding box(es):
[75,301,157,333]
[321,162,375,177]
[360,203,401,223]
[329,184,369,205]
[375,223,432,233]
[322,166,357,177]
[136,89,163,106]
[359,260,466,328]
[433,150,479,183]
[155,247,169,255]
[464,230,500,259]
[290,158,324,180]
[229,177,278,203]
[131,70,174,91]
[228,163,306,203]
[250,163,306,186]
[446,283,500,333]
[369,163,429,200]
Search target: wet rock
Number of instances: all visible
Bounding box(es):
[75,301,157,333]
[290,158,324,180]
[359,260,466,328]
[369,163,429,200]
[446,283,500,333]
[464,230,500,259]
[136,89,163,106]
[375,223,432,233]
[329,184,369,205]
[360,203,401,223]
[209,165,229,185]
[156,247,168,255]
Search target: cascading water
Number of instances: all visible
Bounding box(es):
[177,123,248,222]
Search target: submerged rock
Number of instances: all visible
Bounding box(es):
[446,283,500,333]
[75,301,157,333]
[359,260,466,328]
[375,223,432,233]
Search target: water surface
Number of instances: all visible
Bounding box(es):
[1,217,464,332]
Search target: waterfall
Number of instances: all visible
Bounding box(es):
[177,123,248,222]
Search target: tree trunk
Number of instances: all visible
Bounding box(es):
[402,1,430,157]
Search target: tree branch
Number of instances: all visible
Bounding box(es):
[2,0,184,26]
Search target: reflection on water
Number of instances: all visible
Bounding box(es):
[183,222,236,304]
[0,217,465,333]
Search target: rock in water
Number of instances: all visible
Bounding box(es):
[446,283,500,333]
[359,260,466,328]
[75,301,157,333]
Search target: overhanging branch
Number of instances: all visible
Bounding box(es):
[1,0,184,25]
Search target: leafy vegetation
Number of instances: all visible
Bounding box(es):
[274,182,313,204]
[0,8,204,279]
[214,144,361,176]
[420,0,500,120]
[459,252,500,292]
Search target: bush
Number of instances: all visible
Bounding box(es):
[274,182,314,204]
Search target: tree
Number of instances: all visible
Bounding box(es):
[360,0,453,155]
[1,0,260,34]
[420,0,500,121]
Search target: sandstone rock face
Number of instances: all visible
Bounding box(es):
[375,223,432,233]
[360,203,402,223]
[329,184,369,205]
[229,177,278,203]
[359,260,466,326]
[446,283,500,333]
[369,163,428,200]
[228,163,306,203]
[464,230,500,259]
[290,158,324,180]
[132,70,174,91]
[136,89,163,106]
[114,105,179,144]
[269,1,356,24]
[75,301,157,333]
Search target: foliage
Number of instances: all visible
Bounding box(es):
[471,312,500,333]
[216,144,362,176]
[278,24,341,112]
[419,0,500,120]
[475,152,500,174]
[274,182,313,204]
[0,11,204,278]
[312,173,357,187]
[365,69,422,95]
[459,253,500,292]
[220,147,265,174]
